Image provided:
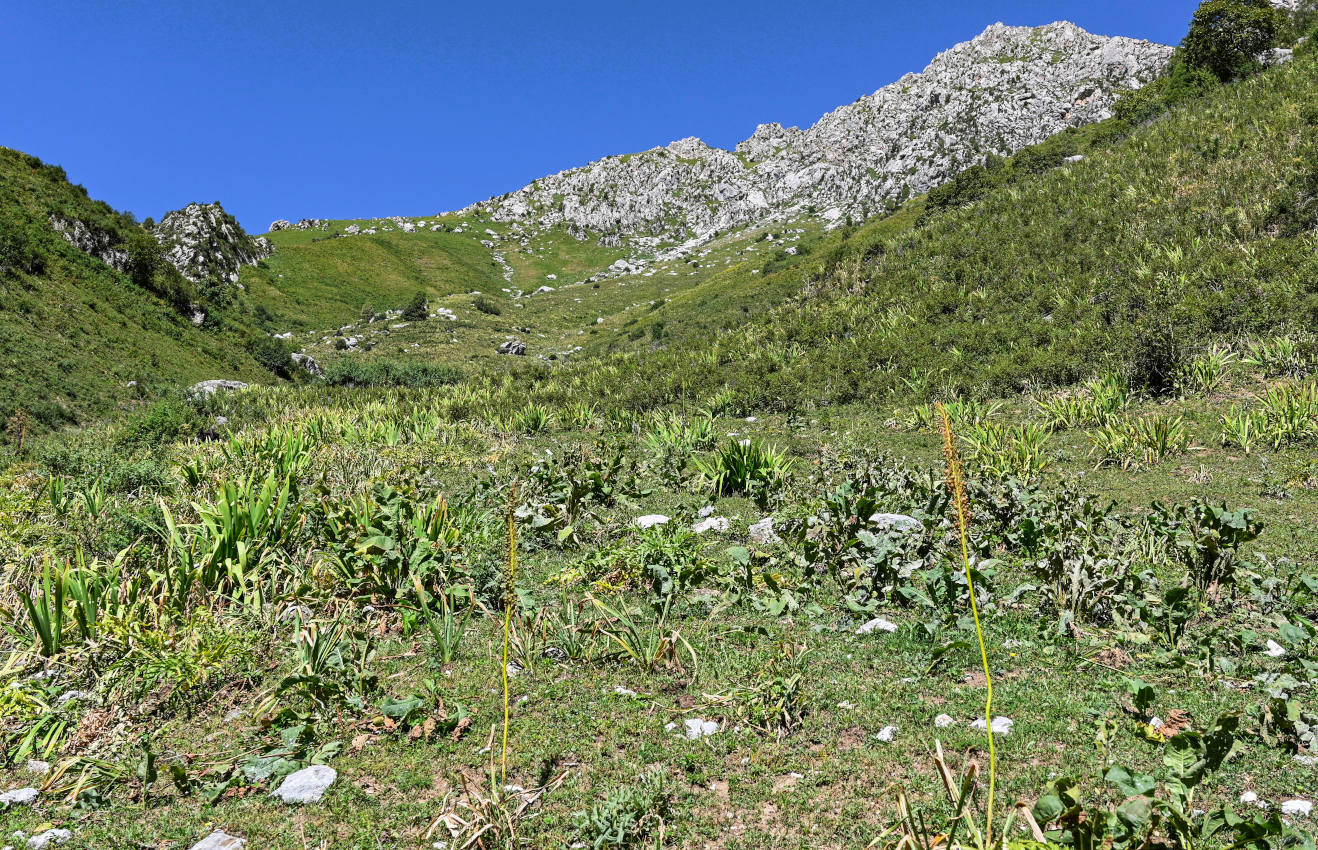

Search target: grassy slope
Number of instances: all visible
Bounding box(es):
[0,148,266,429]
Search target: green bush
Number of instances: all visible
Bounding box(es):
[472,295,502,316]
[248,336,294,378]
[116,400,203,448]
[401,291,428,322]
[1181,0,1283,81]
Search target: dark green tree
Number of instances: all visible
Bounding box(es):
[1181,0,1282,81]
[401,291,428,322]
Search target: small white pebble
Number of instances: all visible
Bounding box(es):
[875,725,898,742]
[934,714,956,728]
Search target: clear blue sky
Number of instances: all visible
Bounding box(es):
[1,0,1197,233]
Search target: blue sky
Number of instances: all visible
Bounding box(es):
[1,0,1197,233]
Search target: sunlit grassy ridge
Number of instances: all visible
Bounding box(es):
[0,148,267,429]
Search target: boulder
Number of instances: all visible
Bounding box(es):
[635,515,670,530]
[269,219,291,232]
[291,352,323,379]
[496,340,527,356]
[187,380,248,399]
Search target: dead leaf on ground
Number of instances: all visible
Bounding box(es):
[451,716,472,742]
[1160,709,1192,738]
[1095,647,1132,669]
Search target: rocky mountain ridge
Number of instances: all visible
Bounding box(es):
[152,202,272,284]
[461,21,1172,248]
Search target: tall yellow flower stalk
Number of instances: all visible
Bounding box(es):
[937,403,997,845]
[501,482,519,790]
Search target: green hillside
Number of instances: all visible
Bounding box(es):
[0,148,271,430]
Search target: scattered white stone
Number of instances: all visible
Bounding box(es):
[691,517,729,534]
[1281,799,1312,817]
[875,725,898,742]
[970,716,1015,735]
[698,506,716,518]
[837,701,857,710]
[0,788,38,808]
[613,687,638,697]
[26,830,71,850]
[869,513,922,532]
[24,761,49,777]
[190,831,247,850]
[270,765,337,803]
[668,718,719,739]
[934,714,957,728]
[55,691,86,705]
[635,514,670,530]
[1240,791,1259,804]
[856,617,898,635]
[1294,754,1318,766]
[1265,640,1287,658]
[749,517,780,545]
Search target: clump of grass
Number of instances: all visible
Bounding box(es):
[693,438,793,503]
[1034,373,1131,430]
[1220,382,1318,452]
[959,421,1050,480]
[1089,414,1191,469]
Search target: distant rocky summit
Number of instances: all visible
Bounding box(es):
[152,202,272,284]
[466,22,1172,245]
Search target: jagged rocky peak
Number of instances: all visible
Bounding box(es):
[465,21,1172,246]
[152,202,272,284]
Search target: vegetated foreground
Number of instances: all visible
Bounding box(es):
[2,4,1318,849]
[2,343,1318,848]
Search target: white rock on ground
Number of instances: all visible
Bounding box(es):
[635,515,670,530]
[190,831,247,850]
[0,788,38,807]
[24,761,49,777]
[691,516,729,534]
[856,617,898,635]
[934,714,957,728]
[270,765,337,803]
[666,719,719,739]
[1281,800,1312,817]
[869,513,923,532]
[1265,640,1287,658]
[875,725,898,742]
[971,716,1015,735]
[749,517,780,544]
[26,830,71,850]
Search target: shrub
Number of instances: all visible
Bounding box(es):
[472,295,502,316]
[1181,0,1283,82]
[116,400,203,448]
[248,336,294,378]
[401,291,428,322]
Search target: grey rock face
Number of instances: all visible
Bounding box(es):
[291,352,323,379]
[152,202,273,284]
[269,219,291,231]
[48,216,131,271]
[190,831,247,850]
[270,765,336,803]
[496,340,527,356]
[463,22,1171,246]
